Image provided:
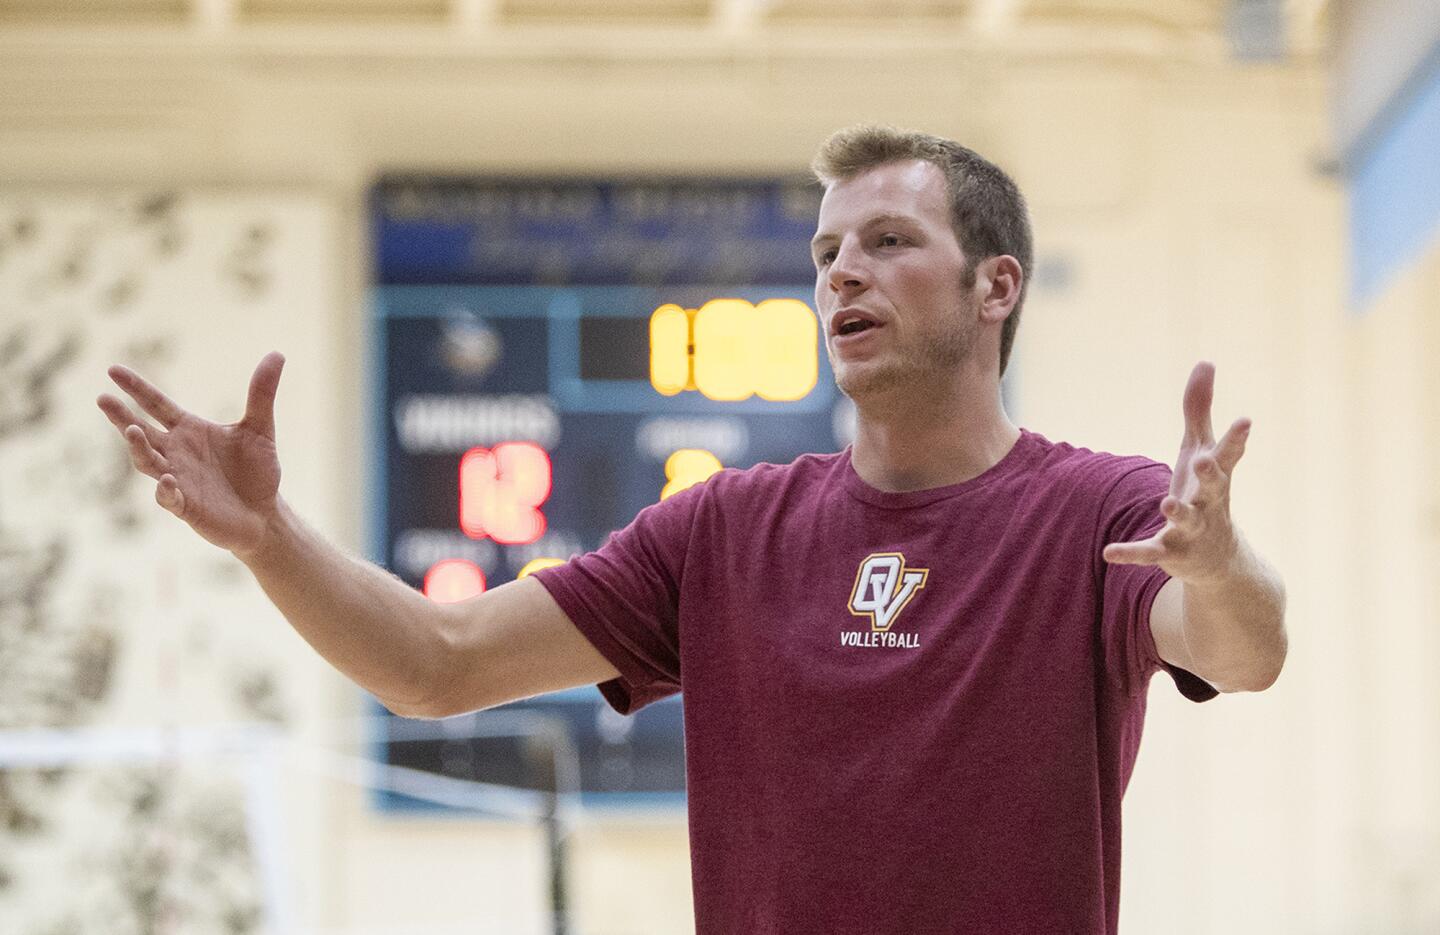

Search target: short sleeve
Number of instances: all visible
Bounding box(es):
[1097,463,1219,703]
[530,482,706,714]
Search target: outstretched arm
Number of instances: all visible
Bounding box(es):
[98,353,617,717]
[1103,362,1287,694]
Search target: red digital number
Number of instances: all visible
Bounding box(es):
[424,559,486,603]
[459,442,552,544]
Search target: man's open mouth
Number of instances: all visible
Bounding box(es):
[837,319,879,336]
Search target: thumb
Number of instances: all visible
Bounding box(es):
[242,351,285,438]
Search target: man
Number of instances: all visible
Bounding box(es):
[99,125,1286,934]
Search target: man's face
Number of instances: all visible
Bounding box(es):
[811,159,976,402]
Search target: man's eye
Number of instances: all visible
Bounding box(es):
[816,250,836,267]
[878,234,903,247]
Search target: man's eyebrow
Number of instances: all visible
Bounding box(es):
[810,212,922,248]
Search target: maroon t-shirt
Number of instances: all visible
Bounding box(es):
[533,429,1217,934]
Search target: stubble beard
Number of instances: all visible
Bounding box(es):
[832,305,976,404]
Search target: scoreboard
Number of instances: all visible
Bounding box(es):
[371,176,849,806]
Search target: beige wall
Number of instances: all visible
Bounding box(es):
[3,16,1438,935]
[1337,240,1440,930]
[0,188,352,932]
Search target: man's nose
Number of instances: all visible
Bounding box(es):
[827,241,868,294]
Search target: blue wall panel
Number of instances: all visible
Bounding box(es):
[1350,40,1440,306]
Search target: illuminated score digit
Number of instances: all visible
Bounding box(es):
[649,303,691,396]
[649,298,817,402]
[517,557,566,578]
[459,442,553,545]
[751,299,818,400]
[424,559,486,603]
[693,299,755,401]
[662,449,723,499]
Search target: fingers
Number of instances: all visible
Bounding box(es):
[1214,417,1251,474]
[107,364,186,430]
[99,389,185,514]
[97,393,167,447]
[1192,452,1237,506]
[1181,361,1216,446]
[1103,539,1165,566]
[242,351,285,438]
[155,474,186,517]
[123,424,171,479]
[1159,495,1200,529]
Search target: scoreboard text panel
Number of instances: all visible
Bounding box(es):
[372,178,848,804]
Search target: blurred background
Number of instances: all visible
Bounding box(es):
[1,1,1438,933]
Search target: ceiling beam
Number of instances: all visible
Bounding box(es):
[712,0,766,38]
[192,0,234,35]
[969,0,1023,39]
[454,0,501,35]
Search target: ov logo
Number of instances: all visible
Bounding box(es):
[848,552,929,632]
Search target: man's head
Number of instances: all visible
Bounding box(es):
[810,125,1033,379]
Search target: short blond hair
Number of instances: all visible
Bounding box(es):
[812,125,1033,376]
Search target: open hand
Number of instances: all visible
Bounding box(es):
[1102,361,1249,585]
[97,352,286,558]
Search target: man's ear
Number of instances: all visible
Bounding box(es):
[974,255,1024,325]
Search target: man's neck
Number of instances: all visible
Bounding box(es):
[848,379,1020,494]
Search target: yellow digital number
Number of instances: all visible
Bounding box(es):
[648,298,817,402]
[649,303,691,396]
[661,449,723,500]
[517,557,566,579]
[692,299,755,401]
[752,299,818,401]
